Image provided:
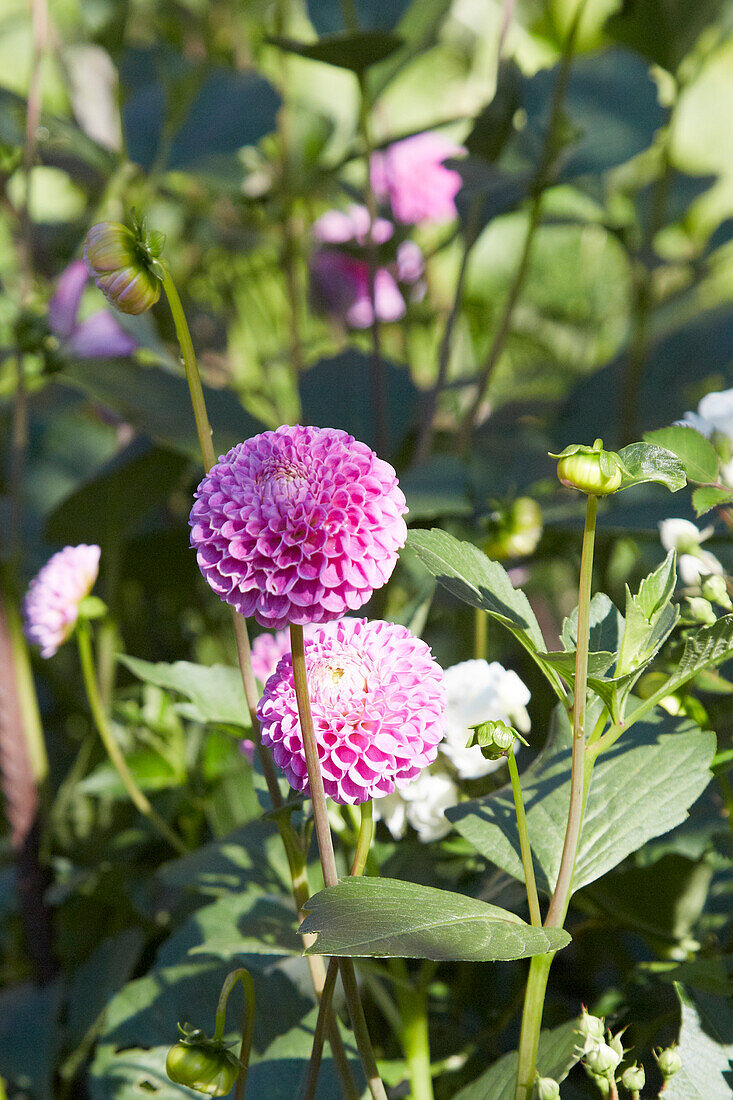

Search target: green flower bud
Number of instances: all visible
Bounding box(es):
[701,574,732,610]
[551,440,625,497]
[483,497,543,560]
[166,1024,240,1097]
[84,220,165,315]
[654,1045,682,1078]
[621,1063,645,1091]
[685,596,717,625]
[535,1076,561,1099]
[466,719,527,761]
[584,1041,621,1077]
[577,1007,605,1050]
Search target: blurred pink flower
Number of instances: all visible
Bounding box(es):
[189,426,407,630]
[370,133,464,224]
[257,617,446,804]
[23,544,101,658]
[251,618,356,683]
[313,204,394,247]
[48,260,136,358]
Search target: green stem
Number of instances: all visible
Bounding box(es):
[393,959,436,1100]
[474,607,488,661]
[212,968,256,1100]
[507,750,541,927]
[303,801,373,1100]
[513,492,598,1100]
[76,620,188,855]
[290,624,387,1100]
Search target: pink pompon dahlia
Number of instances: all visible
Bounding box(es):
[189,426,408,630]
[257,618,446,804]
[370,132,464,225]
[23,544,101,658]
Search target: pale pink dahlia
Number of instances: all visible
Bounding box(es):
[257,618,446,804]
[23,544,101,658]
[370,133,464,225]
[189,426,408,630]
[251,618,356,683]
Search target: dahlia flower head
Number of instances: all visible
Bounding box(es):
[310,204,425,329]
[257,617,446,804]
[370,132,465,225]
[23,544,101,658]
[190,425,408,630]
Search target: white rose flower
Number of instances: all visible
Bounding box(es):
[659,518,723,586]
[440,659,531,780]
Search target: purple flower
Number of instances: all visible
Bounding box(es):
[23,544,101,658]
[189,425,408,630]
[257,618,446,804]
[370,132,464,225]
[48,261,136,358]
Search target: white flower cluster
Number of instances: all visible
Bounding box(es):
[659,518,723,586]
[374,658,531,842]
[681,386,733,486]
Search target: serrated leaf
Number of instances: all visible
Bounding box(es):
[119,656,250,729]
[300,878,570,960]
[667,615,733,693]
[664,984,733,1099]
[644,426,720,484]
[449,708,715,896]
[616,551,678,677]
[538,650,616,681]
[408,529,565,697]
[268,31,403,71]
[454,1016,584,1100]
[617,442,687,492]
[693,485,733,517]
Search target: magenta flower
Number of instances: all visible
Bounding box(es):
[257,618,446,804]
[48,261,136,358]
[370,133,464,225]
[23,544,101,658]
[190,426,407,630]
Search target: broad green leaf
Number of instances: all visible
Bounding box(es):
[616,442,687,492]
[606,0,728,73]
[408,529,565,696]
[156,819,292,900]
[300,878,570,960]
[0,87,115,175]
[306,0,410,34]
[269,31,403,71]
[454,1016,584,1100]
[645,956,733,997]
[79,750,181,798]
[449,707,715,896]
[616,551,678,677]
[120,656,250,729]
[67,929,146,1044]
[644,426,720,484]
[693,485,733,516]
[666,615,733,693]
[664,984,733,1099]
[562,593,625,656]
[157,893,300,965]
[0,982,61,1100]
[537,649,616,681]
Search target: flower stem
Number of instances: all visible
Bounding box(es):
[290,625,387,1100]
[393,959,436,1100]
[213,968,256,1100]
[513,492,598,1099]
[507,750,541,927]
[474,608,488,660]
[75,619,188,855]
[302,801,374,1100]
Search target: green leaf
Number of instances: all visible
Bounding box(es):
[693,485,733,517]
[268,31,403,71]
[408,529,565,697]
[119,656,250,729]
[300,878,570,960]
[667,615,733,694]
[616,442,687,492]
[454,1016,584,1100]
[157,893,301,965]
[0,982,61,1100]
[644,426,720,484]
[664,984,733,1099]
[79,750,181,798]
[606,0,728,73]
[156,819,292,900]
[537,649,616,681]
[616,550,679,678]
[448,707,716,896]
[562,593,625,656]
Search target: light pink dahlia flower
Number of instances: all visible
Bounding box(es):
[257,618,446,804]
[23,544,101,658]
[189,426,408,630]
[370,132,464,225]
[251,618,356,683]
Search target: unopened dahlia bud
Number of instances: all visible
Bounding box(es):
[166,1040,239,1096]
[536,1076,560,1099]
[654,1045,682,1079]
[685,596,716,625]
[578,1008,605,1051]
[701,573,732,609]
[483,496,543,560]
[584,1041,621,1077]
[621,1063,645,1091]
[551,440,625,497]
[84,220,164,314]
[607,1029,625,1061]
[466,718,526,761]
